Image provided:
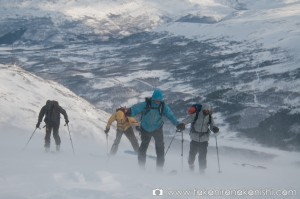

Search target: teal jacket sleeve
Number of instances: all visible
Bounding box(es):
[163,103,179,126]
[130,102,147,117]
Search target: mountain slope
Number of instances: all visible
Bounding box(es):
[0,64,109,144]
[0,65,300,199]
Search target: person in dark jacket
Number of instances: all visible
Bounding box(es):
[126,89,185,170]
[36,100,69,152]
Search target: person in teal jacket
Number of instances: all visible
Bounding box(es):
[126,89,185,170]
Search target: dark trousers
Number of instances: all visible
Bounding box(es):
[188,140,208,170]
[138,127,164,168]
[110,127,139,155]
[45,125,60,147]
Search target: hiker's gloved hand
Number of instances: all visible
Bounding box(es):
[104,128,110,134]
[176,123,185,131]
[36,122,40,129]
[65,119,69,124]
[212,126,219,133]
[136,126,141,132]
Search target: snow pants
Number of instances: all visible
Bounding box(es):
[138,127,164,168]
[188,140,208,171]
[45,125,61,147]
[110,127,139,155]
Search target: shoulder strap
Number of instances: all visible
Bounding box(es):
[159,102,164,116]
[192,104,202,123]
[194,110,200,122]
[194,112,212,124]
[140,98,151,121]
[142,98,164,118]
[145,97,151,109]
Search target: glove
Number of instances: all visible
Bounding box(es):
[176,123,185,131]
[65,119,69,124]
[36,122,40,128]
[212,126,219,133]
[135,126,141,132]
[104,128,110,134]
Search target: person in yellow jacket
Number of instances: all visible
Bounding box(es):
[104,109,140,155]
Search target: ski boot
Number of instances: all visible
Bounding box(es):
[189,164,195,172]
[44,143,50,153]
[45,147,50,153]
[56,145,60,152]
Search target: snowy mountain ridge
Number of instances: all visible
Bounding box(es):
[1,0,299,49]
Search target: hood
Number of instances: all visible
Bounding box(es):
[202,103,212,112]
[115,110,126,122]
[46,100,52,106]
[151,89,163,101]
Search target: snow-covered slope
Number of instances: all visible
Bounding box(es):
[0,67,300,198]
[0,64,109,146]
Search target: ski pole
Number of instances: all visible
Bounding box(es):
[181,130,184,173]
[65,123,75,154]
[164,129,180,157]
[106,133,109,156]
[215,135,221,173]
[23,127,38,150]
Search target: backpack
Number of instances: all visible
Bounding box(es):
[115,107,129,122]
[140,97,164,121]
[144,97,164,115]
[190,103,212,134]
[45,100,60,124]
[116,106,127,113]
